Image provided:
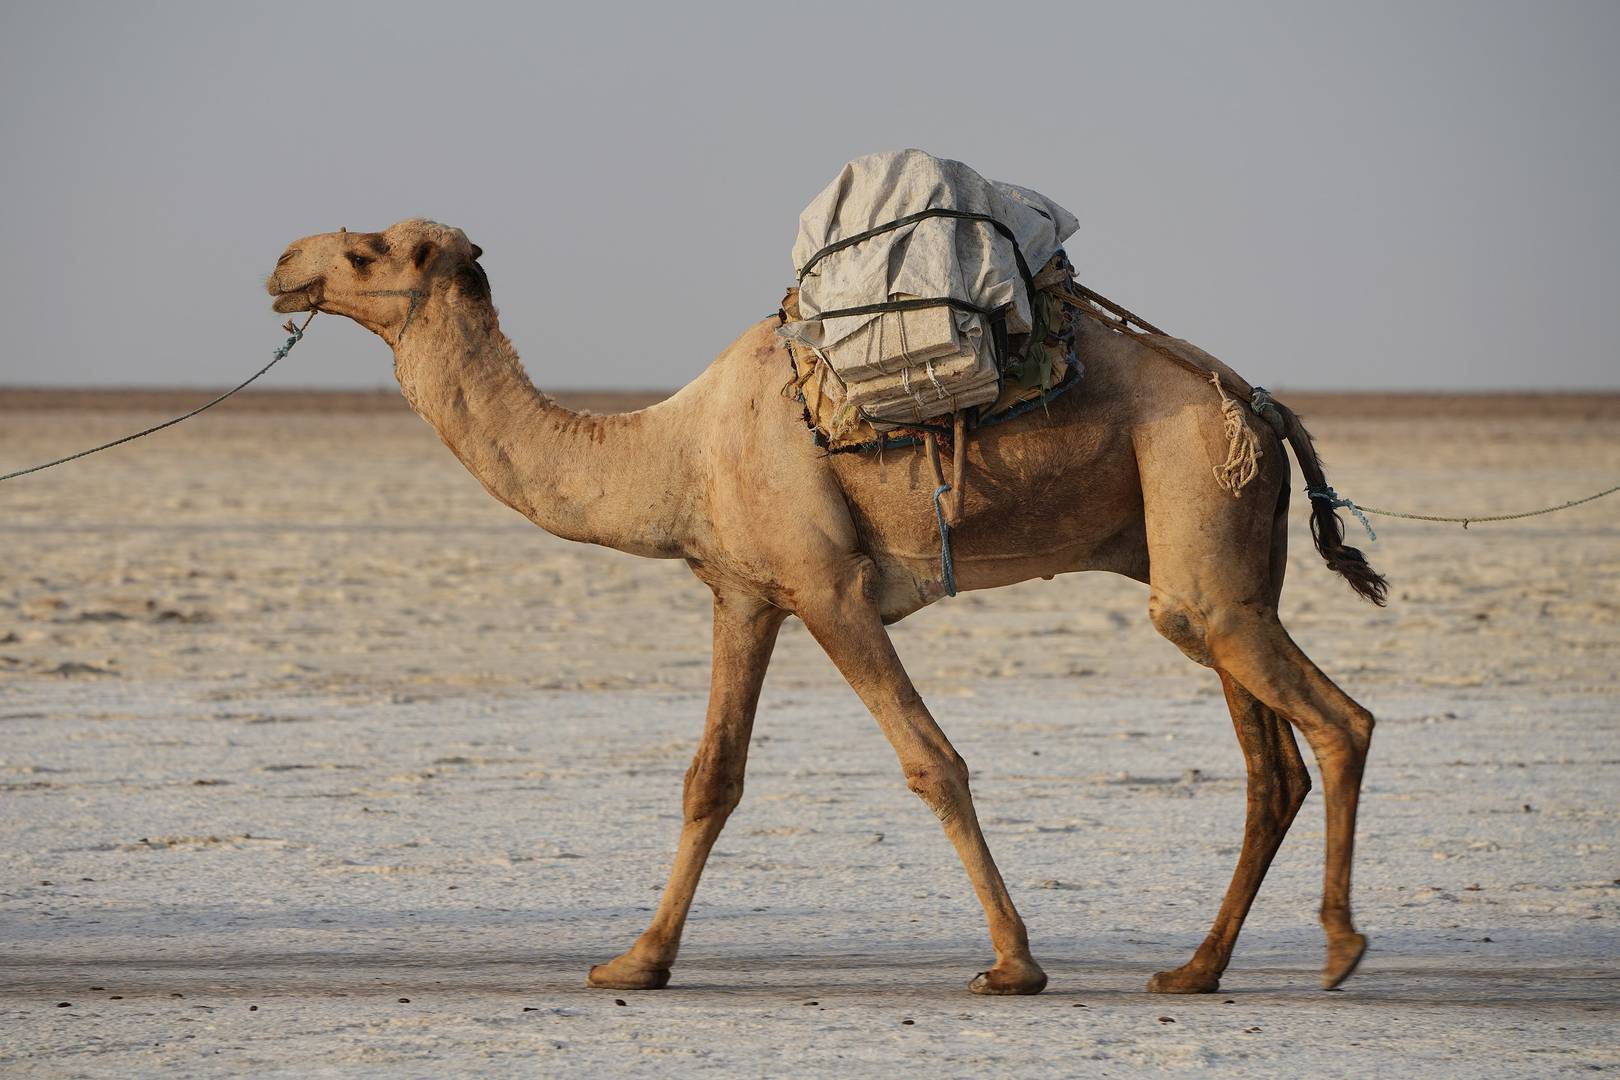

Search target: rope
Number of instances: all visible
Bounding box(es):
[1053,289,1240,393]
[1247,386,1288,436]
[932,483,957,596]
[0,313,316,483]
[1063,281,1167,336]
[1353,484,1620,530]
[1209,370,1265,496]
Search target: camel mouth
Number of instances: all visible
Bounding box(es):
[270,276,324,314]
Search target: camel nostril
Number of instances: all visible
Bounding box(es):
[276,249,299,267]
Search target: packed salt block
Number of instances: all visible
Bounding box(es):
[822,302,968,381]
[843,343,1002,429]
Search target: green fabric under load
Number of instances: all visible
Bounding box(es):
[1009,288,1064,391]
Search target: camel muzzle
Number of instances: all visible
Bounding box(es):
[269,276,323,314]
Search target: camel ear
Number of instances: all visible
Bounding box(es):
[469,243,483,261]
[412,241,437,270]
[452,255,490,302]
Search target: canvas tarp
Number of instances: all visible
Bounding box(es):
[777,150,1079,426]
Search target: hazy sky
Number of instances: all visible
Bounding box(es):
[1,1,1616,390]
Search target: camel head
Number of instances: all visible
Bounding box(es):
[266,219,488,339]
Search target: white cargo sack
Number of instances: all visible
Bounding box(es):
[778,150,1078,427]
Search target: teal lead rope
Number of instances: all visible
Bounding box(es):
[0,314,315,483]
[1308,485,1377,541]
[932,483,958,596]
[270,319,308,361]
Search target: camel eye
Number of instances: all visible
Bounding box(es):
[347,253,372,270]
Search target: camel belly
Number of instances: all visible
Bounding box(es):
[830,398,1147,620]
[868,533,1149,621]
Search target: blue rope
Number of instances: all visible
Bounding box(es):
[1308,485,1377,542]
[271,321,305,359]
[932,483,957,596]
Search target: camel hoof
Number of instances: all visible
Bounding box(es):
[1147,966,1220,994]
[1322,933,1368,989]
[586,955,671,991]
[968,959,1047,996]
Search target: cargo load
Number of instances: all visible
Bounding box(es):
[778,150,1080,433]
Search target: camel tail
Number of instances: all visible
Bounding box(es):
[1276,402,1389,606]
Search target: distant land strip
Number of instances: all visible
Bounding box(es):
[1,387,1617,419]
[0,388,669,415]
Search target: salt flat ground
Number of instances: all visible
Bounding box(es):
[1,393,1616,1077]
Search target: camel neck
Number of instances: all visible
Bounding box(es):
[389,296,688,557]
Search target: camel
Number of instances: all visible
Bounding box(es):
[266,218,1386,997]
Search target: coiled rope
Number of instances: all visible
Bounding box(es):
[0,313,316,483]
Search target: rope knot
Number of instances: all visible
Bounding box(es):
[271,322,305,360]
[1247,385,1288,437]
[1309,485,1377,542]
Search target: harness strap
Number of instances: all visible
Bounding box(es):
[812,295,1000,323]
[797,207,1039,309]
[924,413,970,597]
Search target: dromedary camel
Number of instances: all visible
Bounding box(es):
[267,218,1386,997]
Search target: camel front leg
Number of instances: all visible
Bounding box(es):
[1149,670,1311,993]
[587,592,785,990]
[798,560,1046,995]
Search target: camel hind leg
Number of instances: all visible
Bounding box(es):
[1148,582,1374,990]
[1138,413,1372,991]
[1148,462,1311,993]
[1206,611,1374,988]
[1147,671,1311,993]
